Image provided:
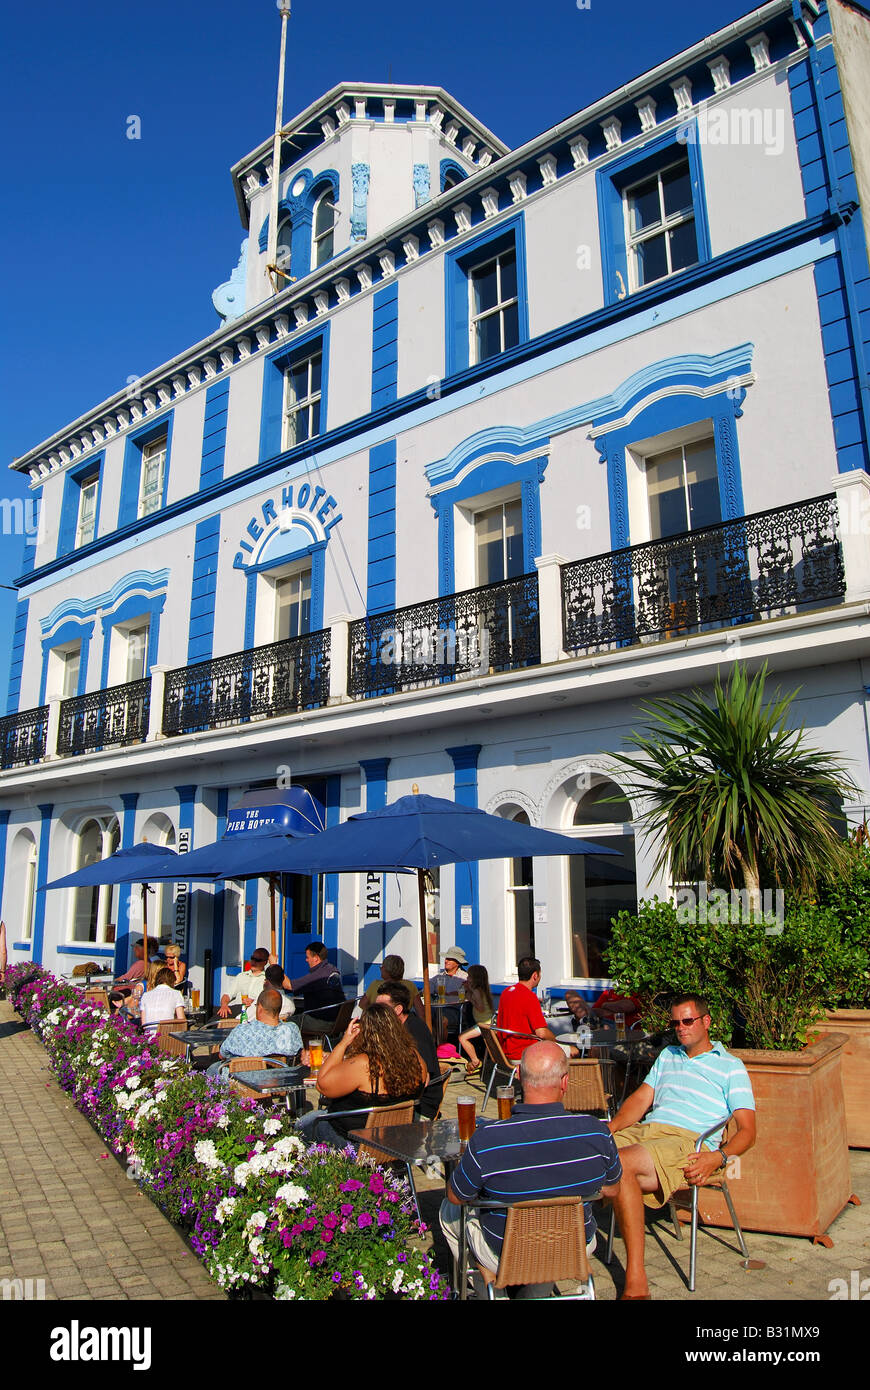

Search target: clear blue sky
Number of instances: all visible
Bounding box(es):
[0,0,758,689]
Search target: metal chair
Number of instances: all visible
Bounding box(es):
[605,1115,757,1292]
[478,1024,520,1109]
[459,1195,598,1300]
[564,1058,613,1118]
[300,998,355,1050]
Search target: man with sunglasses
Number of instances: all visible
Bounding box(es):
[607,993,756,1300]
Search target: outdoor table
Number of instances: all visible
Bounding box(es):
[348,1118,467,1172]
[429,996,463,1044]
[170,1027,236,1064]
[228,1066,311,1115]
[551,1027,660,1104]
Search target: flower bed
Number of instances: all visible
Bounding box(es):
[5,963,450,1301]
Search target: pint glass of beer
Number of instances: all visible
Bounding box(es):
[309,1041,324,1070]
[191,989,200,1011]
[456,1095,476,1143]
[496,1086,515,1120]
[615,1011,626,1041]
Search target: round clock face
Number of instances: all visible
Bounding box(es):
[291,177,306,197]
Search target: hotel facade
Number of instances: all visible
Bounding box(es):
[3,0,870,1003]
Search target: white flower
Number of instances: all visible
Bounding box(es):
[246,1210,267,1231]
[249,1236,264,1258]
[216,1114,230,1130]
[275,1183,308,1207]
[262,1117,282,1136]
[272,1135,303,1157]
[193,1139,224,1171]
[392,1268,405,1292]
[215,1197,237,1224]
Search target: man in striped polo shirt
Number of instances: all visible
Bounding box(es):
[609,993,756,1300]
[441,1042,622,1297]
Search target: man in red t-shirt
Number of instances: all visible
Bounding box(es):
[497,956,575,1062]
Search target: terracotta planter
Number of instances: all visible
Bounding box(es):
[690,1032,856,1242]
[811,1010,870,1149]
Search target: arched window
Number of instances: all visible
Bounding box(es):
[71,817,120,944]
[8,830,37,943]
[275,217,293,285]
[507,810,534,962]
[567,780,636,979]
[312,189,335,267]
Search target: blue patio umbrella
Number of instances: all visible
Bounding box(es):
[41,842,184,963]
[256,790,620,1028]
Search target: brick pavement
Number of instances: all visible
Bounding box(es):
[422,1061,870,1300]
[0,1001,224,1302]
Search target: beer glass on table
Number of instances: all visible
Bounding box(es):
[309,1040,324,1071]
[496,1086,514,1121]
[456,1095,476,1144]
[615,1011,626,1041]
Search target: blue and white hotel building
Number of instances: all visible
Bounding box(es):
[4,0,870,1004]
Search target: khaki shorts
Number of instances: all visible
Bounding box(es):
[612,1122,700,1209]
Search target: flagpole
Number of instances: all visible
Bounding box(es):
[266,1,291,294]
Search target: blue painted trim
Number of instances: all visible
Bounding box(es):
[12,943,31,951]
[257,168,340,280]
[200,380,230,489]
[187,516,221,664]
[241,537,326,645]
[40,570,170,633]
[321,774,341,954]
[57,454,105,559]
[19,487,41,576]
[211,788,229,1008]
[19,213,840,590]
[118,411,175,529]
[0,810,9,935]
[243,570,258,651]
[258,321,331,464]
[56,944,116,957]
[31,804,53,965]
[98,593,166,687]
[6,601,29,713]
[243,877,258,963]
[371,283,399,410]
[39,620,94,705]
[360,759,390,810]
[429,441,550,595]
[446,746,481,963]
[596,120,712,307]
[788,31,870,470]
[367,440,397,612]
[445,212,529,377]
[114,792,139,974]
[440,159,468,192]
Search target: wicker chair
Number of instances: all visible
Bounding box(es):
[84,987,111,1011]
[564,1058,613,1118]
[228,1056,268,1098]
[605,1115,757,1291]
[459,1196,596,1300]
[154,1019,189,1058]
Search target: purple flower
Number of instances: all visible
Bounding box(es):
[332,1272,342,1284]
[376,1210,392,1226]
[368,1173,385,1195]
[357,1213,373,1228]
[321,1229,334,1244]
[323,1212,339,1229]
[310,1251,327,1266]
[340,1203,354,1217]
[340,1179,363,1191]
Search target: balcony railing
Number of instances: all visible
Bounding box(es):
[0,705,48,770]
[347,573,541,700]
[57,679,150,758]
[162,628,331,737]
[561,495,846,654]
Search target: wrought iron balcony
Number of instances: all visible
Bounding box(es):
[347,573,541,700]
[0,705,48,770]
[57,679,150,758]
[162,628,331,737]
[561,495,846,654]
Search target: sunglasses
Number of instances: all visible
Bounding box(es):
[671,1015,703,1026]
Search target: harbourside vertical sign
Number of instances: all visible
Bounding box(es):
[173,829,191,953]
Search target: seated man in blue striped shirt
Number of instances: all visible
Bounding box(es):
[609,993,756,1300]
[441,1042,622,1297]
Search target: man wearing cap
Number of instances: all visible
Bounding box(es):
[215,946,271,1020]
[430,946,468,1037]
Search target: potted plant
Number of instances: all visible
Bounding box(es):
[605,663,859,1243]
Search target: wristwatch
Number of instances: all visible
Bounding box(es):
[717,1148,729,1170]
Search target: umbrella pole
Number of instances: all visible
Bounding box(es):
[142,883,149,964]
[269,877,277,959]
[418,868,432,1033]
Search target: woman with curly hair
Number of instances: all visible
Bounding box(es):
[302,1004,427,1145]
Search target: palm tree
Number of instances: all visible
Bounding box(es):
[609,662,856,906]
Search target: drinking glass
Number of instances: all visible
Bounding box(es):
[191,988,200,1011]
[456,1095,476,1143]
[309,1041,324,1070]
[496,1086,515,1120]
[615,1011,626,1041]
